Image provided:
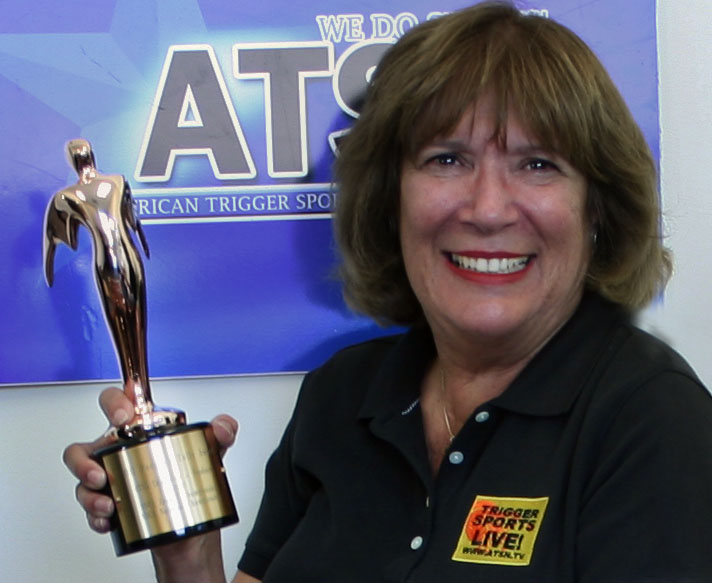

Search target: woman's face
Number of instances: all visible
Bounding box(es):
[399,98,591,356]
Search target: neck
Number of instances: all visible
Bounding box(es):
[435,356,523,427]
[420,356,524,476]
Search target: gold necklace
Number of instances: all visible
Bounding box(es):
[440,368,455,444]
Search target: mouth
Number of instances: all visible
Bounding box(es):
[447,252,533,275]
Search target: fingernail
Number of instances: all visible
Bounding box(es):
[91,516,110,533]
[112,409,129,426]
[87,469,106,489]
[95,497,114,516]
[214,418,235,440]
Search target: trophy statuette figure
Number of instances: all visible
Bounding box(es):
[43,139,238,555]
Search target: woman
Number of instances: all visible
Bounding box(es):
[64,2,712,582]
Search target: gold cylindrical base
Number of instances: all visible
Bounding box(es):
[94,422,238,556]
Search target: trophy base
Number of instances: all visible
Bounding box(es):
[94,421,238,556]
[109,514,237,556]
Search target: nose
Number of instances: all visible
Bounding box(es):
[456,161,518,233]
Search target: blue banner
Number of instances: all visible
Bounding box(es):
[0,0,658,384]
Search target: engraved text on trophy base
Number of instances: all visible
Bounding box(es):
[102,426,234,544]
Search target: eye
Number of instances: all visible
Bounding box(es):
[524,157,560,172]
[416,151,471,177]
[426,152,461,166]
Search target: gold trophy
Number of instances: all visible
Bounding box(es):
[43,139,238,555]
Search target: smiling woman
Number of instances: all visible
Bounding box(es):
[335,2,669,325]
[63,3,712,583]
[399,98,590,368]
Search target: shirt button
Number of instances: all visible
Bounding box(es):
[410,536,424,550]
[475,411,490,423]
[449,451,464,464]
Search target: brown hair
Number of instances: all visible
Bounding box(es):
[334,1,671,325]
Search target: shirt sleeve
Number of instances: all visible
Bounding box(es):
[237,372,320,579]
[576,370,712,582]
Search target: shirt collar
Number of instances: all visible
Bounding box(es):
[357,325,434,422]
[358,293,629,421]
[491,293,628,416]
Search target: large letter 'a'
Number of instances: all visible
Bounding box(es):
[135,45,256,182]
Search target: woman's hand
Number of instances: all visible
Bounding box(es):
[63,387,133,532]
[62,386,239,582]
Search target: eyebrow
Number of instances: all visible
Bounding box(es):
[507,144,553,156]
[420,138,469,150]
[421,138,552,156]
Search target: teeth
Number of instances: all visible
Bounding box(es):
[450,253,530,274]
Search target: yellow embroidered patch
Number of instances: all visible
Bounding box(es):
[452,495,549,566]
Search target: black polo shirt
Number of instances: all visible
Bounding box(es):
[238,293,712,582]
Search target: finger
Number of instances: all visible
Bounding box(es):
[87,514,112,534]
[76,482,114,518]
[98,386,134,427]
[63,441,106,485]
[211,415,238,457]
[62,425,120,488]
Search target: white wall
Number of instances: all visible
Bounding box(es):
[1,1,710,581]
[640,0,712,387]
